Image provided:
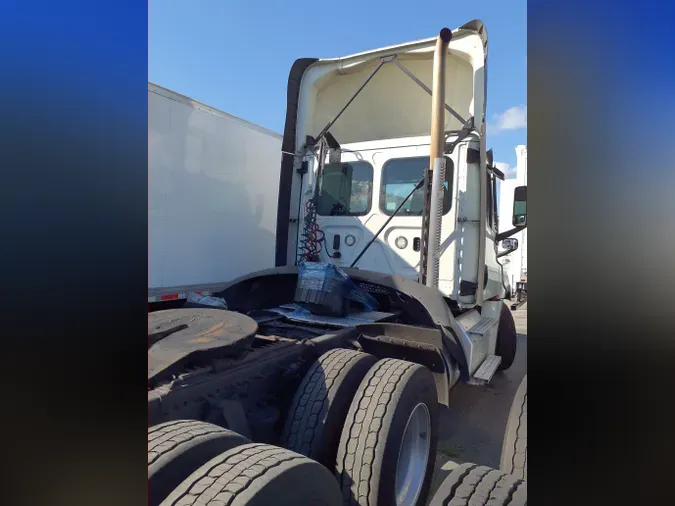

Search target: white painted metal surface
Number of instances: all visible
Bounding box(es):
[148,83,282,298]
[481,300,503,355]
[303,137,457,283]
[287,27,502,305]
[467,316,499,336]
[295,37,480,146]
[455,309,486,375]
[454,299,501,376]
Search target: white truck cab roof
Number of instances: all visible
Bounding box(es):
[294,20,488,148]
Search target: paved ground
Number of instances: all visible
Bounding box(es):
[428,302,528,500]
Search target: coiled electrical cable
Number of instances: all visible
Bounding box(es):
[298,198,325,262]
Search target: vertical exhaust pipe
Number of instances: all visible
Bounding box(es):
[421,28,452,288]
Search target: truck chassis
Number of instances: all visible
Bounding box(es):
[148,266,517,506]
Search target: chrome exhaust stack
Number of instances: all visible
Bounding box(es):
[420,28,452,288]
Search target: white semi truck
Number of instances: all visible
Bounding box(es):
[148,20,527,506]
[148,83,282,304]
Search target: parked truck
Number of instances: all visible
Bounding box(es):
[148,20,527,506]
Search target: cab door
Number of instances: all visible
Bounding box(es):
[368,151,454,280]
[311,151,377,269]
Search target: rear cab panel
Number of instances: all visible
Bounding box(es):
[281,22,497,305]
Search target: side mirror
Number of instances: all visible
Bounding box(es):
[497,238,519,258]
[512,186,527,227]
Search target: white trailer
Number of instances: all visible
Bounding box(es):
[148,83,282,303]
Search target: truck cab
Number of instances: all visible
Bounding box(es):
[276,20,517,310]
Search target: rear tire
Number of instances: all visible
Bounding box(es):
[496,302,517,371]
[500,375,527,480]
[281,348,377,471]
[428,463,526,506]
[148,420,249,506]
[335,358,438,506]
[159,443,342,506]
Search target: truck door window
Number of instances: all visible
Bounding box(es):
[380,156,453,216]
[317,161,373,216]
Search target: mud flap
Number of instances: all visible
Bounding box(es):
[440,325,470,382]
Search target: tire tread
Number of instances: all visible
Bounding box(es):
[161,443,310,505]
[149,420,229,465]
[430,464,526,506]
[336,358,431,506]
[281,348,376,461]
[500,376,527,481]
[148,420,249,506]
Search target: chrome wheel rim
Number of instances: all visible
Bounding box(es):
[394,403,431,506]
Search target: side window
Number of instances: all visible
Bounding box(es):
[380,156,453,216]
[317,161,373,216]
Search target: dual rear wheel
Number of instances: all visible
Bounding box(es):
[148,352,525,506]
[148,420,341,506]
[283,350,439,506]
[148,350,440,506]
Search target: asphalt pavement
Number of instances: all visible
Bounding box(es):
[428,302,528,499]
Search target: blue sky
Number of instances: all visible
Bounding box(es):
[149,0,526,171]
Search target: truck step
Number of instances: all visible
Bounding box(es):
[468,354,502,385]
[467,316,498,336]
